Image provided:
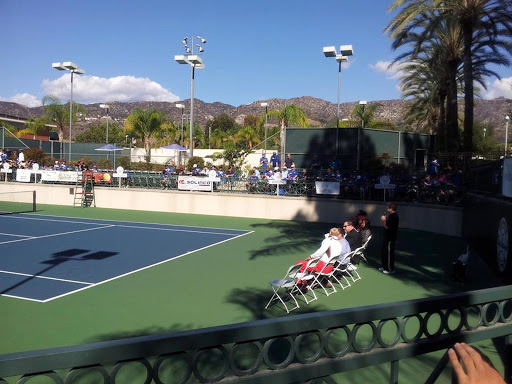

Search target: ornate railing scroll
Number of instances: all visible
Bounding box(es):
[1,285,511,383]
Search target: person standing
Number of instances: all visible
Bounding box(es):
[380,202,399,274]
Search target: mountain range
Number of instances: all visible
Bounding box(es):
[0,96,510,140]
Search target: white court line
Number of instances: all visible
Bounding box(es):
[0,269,92,285]
[41,230,254,303]
[0,225,115,245]
[115,224,244,236]
[0,232,32,238]
[7,212,249,233]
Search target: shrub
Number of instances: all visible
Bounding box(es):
[24,148,46,164]
[187,156,204,170]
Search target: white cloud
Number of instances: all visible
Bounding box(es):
[370,60,405,80]
[41,75,180,104]
[482,77,512,100]
[0,93,42,107]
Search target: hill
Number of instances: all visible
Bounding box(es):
[0,96,510,140]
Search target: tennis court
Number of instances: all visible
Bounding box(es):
[0,191,507,384]
[0,213,250,302]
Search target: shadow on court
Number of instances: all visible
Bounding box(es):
[0,248,118,297]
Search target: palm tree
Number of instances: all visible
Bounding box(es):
[268,105,308,163]
[125,108,166,162]
[235,126,260,149]
[387,0,512,152]
[17,117,47,139]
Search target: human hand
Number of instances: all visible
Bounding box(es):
[448,343,505,384]
[381,215,386,222]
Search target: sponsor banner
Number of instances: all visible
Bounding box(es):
[41,171,59,182]
[16,169,32,183]
[178,176,220,191]
[57,171,80,183]
[41,171,80,182]
[315,181,340,195]
[503,158,512,198]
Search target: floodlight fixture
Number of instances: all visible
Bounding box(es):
[197,36,206,44]
[339,45,354,56]
[336,54,348,63]
[323,46,337,57]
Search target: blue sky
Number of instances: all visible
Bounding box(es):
[1,0,510,108]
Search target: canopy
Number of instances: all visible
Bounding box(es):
[95,144,123,151]
[161,144,187,151]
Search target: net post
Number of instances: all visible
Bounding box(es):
[32,191,36,212]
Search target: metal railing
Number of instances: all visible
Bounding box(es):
[1,285,511,383]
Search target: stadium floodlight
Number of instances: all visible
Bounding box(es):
[323,44,353,129]
[175,36,207,158]
[52,61,85,163]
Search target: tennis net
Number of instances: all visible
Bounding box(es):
[0,190,37,214]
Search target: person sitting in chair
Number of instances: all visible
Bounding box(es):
[295,228,342,274]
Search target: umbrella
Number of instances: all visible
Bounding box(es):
[95,144,123,151]
[161,144,187,151]
[95,144,123,168]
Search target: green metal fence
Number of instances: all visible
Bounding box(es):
[1,285,510,383]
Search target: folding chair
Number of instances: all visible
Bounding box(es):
[342,250,362,282]
[291,259,318,305]
[265,264,303,313]
[303,253,340,297]
[355,235,372,263]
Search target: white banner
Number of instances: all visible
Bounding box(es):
[315,181,340,195]
[503,158,512,198]
[40,171,80,183]
[178,176,220,191]
[16,169,32,183]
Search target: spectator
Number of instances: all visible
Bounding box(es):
[191,164,201,176]
[429,155,440,175]
[259,152,269,172]
[310,154,322,174]
[270,152,280,168]
[343,220,362,251]
[284,153,295,168]
[359,218,372,245]
[17,149,25,165]
[281,166,289,180]
[295,227,342,274]
[287,165,299,181]
[329,156,342,171]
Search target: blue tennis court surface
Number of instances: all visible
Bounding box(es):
[0,214,251,302]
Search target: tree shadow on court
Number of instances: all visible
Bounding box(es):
[248,221,333,260]
[226,287,329,320]
[0,248,118,297]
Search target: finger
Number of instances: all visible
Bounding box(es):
[454,343,477,374]
[448,348,467,380]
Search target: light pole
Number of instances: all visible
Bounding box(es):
[357,100,367,171]
[506,115,510,157]
[323,45,353,128]
[175,36,206,158]
[52,61,84,164]
[261,102,268,153]
[176,103,185,147]
[100,104,110,144]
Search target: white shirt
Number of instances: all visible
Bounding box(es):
[18,152,25,163]
[337,237,352,264]
[311,235,342,264]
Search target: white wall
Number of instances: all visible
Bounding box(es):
[0,183,462,236]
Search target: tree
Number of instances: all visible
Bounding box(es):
[268,105,309,163]
[42,95,85,142]
[235,126,260,149]
[75,122,125,144]
[125,108,166,162]
[17,116,47,139]
[387,0,512,152]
